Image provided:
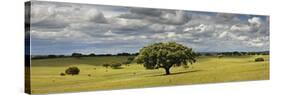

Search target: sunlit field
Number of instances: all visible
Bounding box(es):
[29,55,269,94]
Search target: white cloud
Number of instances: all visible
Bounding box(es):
[218,31,228,38]
[86,9,107,23]
[230,24,251,32]
[248,17,262,27]
[183,24,206,33]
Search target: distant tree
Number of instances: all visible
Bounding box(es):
[58,55,65,58]
[233,51,242,56]
[117,53,131,56]
[72,53,83,58]
[261,52,269,55]
[89,53,96,56]
[135,42,197,75]
[262,51,269,55]
[47,55,57,58]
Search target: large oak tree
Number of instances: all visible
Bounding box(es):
[135,42,197,75]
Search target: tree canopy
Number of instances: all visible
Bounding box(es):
[135,42,197,75]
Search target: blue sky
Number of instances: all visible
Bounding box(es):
[29,1,269,55]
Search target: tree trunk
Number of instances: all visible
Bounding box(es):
[164,68,170,75]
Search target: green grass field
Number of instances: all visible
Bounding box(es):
[29,55,269,94]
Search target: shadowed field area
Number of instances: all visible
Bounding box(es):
[29,55,269,94]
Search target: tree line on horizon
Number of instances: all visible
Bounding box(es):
[31,51,269,60]
[31,52,139,59]
[198,51,269,56]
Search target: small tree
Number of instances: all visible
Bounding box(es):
[218,55,223,58]
[117,53,131,56]
[89,53,96,56]
[72,53,83,58]
[47,55,57,58]
[65,67,80,75]
[233,51,242,56]
[135,42,196,75]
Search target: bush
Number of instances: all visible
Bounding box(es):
[65,67,80,75]
[60,73,65,76]
[218,55,223,58]
[102,63,110,68]
[110,63,122,69]
[255,57,265,62]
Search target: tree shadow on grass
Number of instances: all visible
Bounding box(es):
[147,70,203,77]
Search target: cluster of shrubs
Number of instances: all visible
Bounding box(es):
[60,57,135,76]
[101,57,135,69]
[102,63,122,69]
[110,63,122,69]
[60,67,80,76]
[218,55,223,58]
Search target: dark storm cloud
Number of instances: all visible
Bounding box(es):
[30,1,269,55]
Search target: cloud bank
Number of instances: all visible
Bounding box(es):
[29,1,269,55]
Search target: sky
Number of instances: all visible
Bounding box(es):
[29,1,269,55]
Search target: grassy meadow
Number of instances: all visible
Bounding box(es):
[29,55,269,94]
